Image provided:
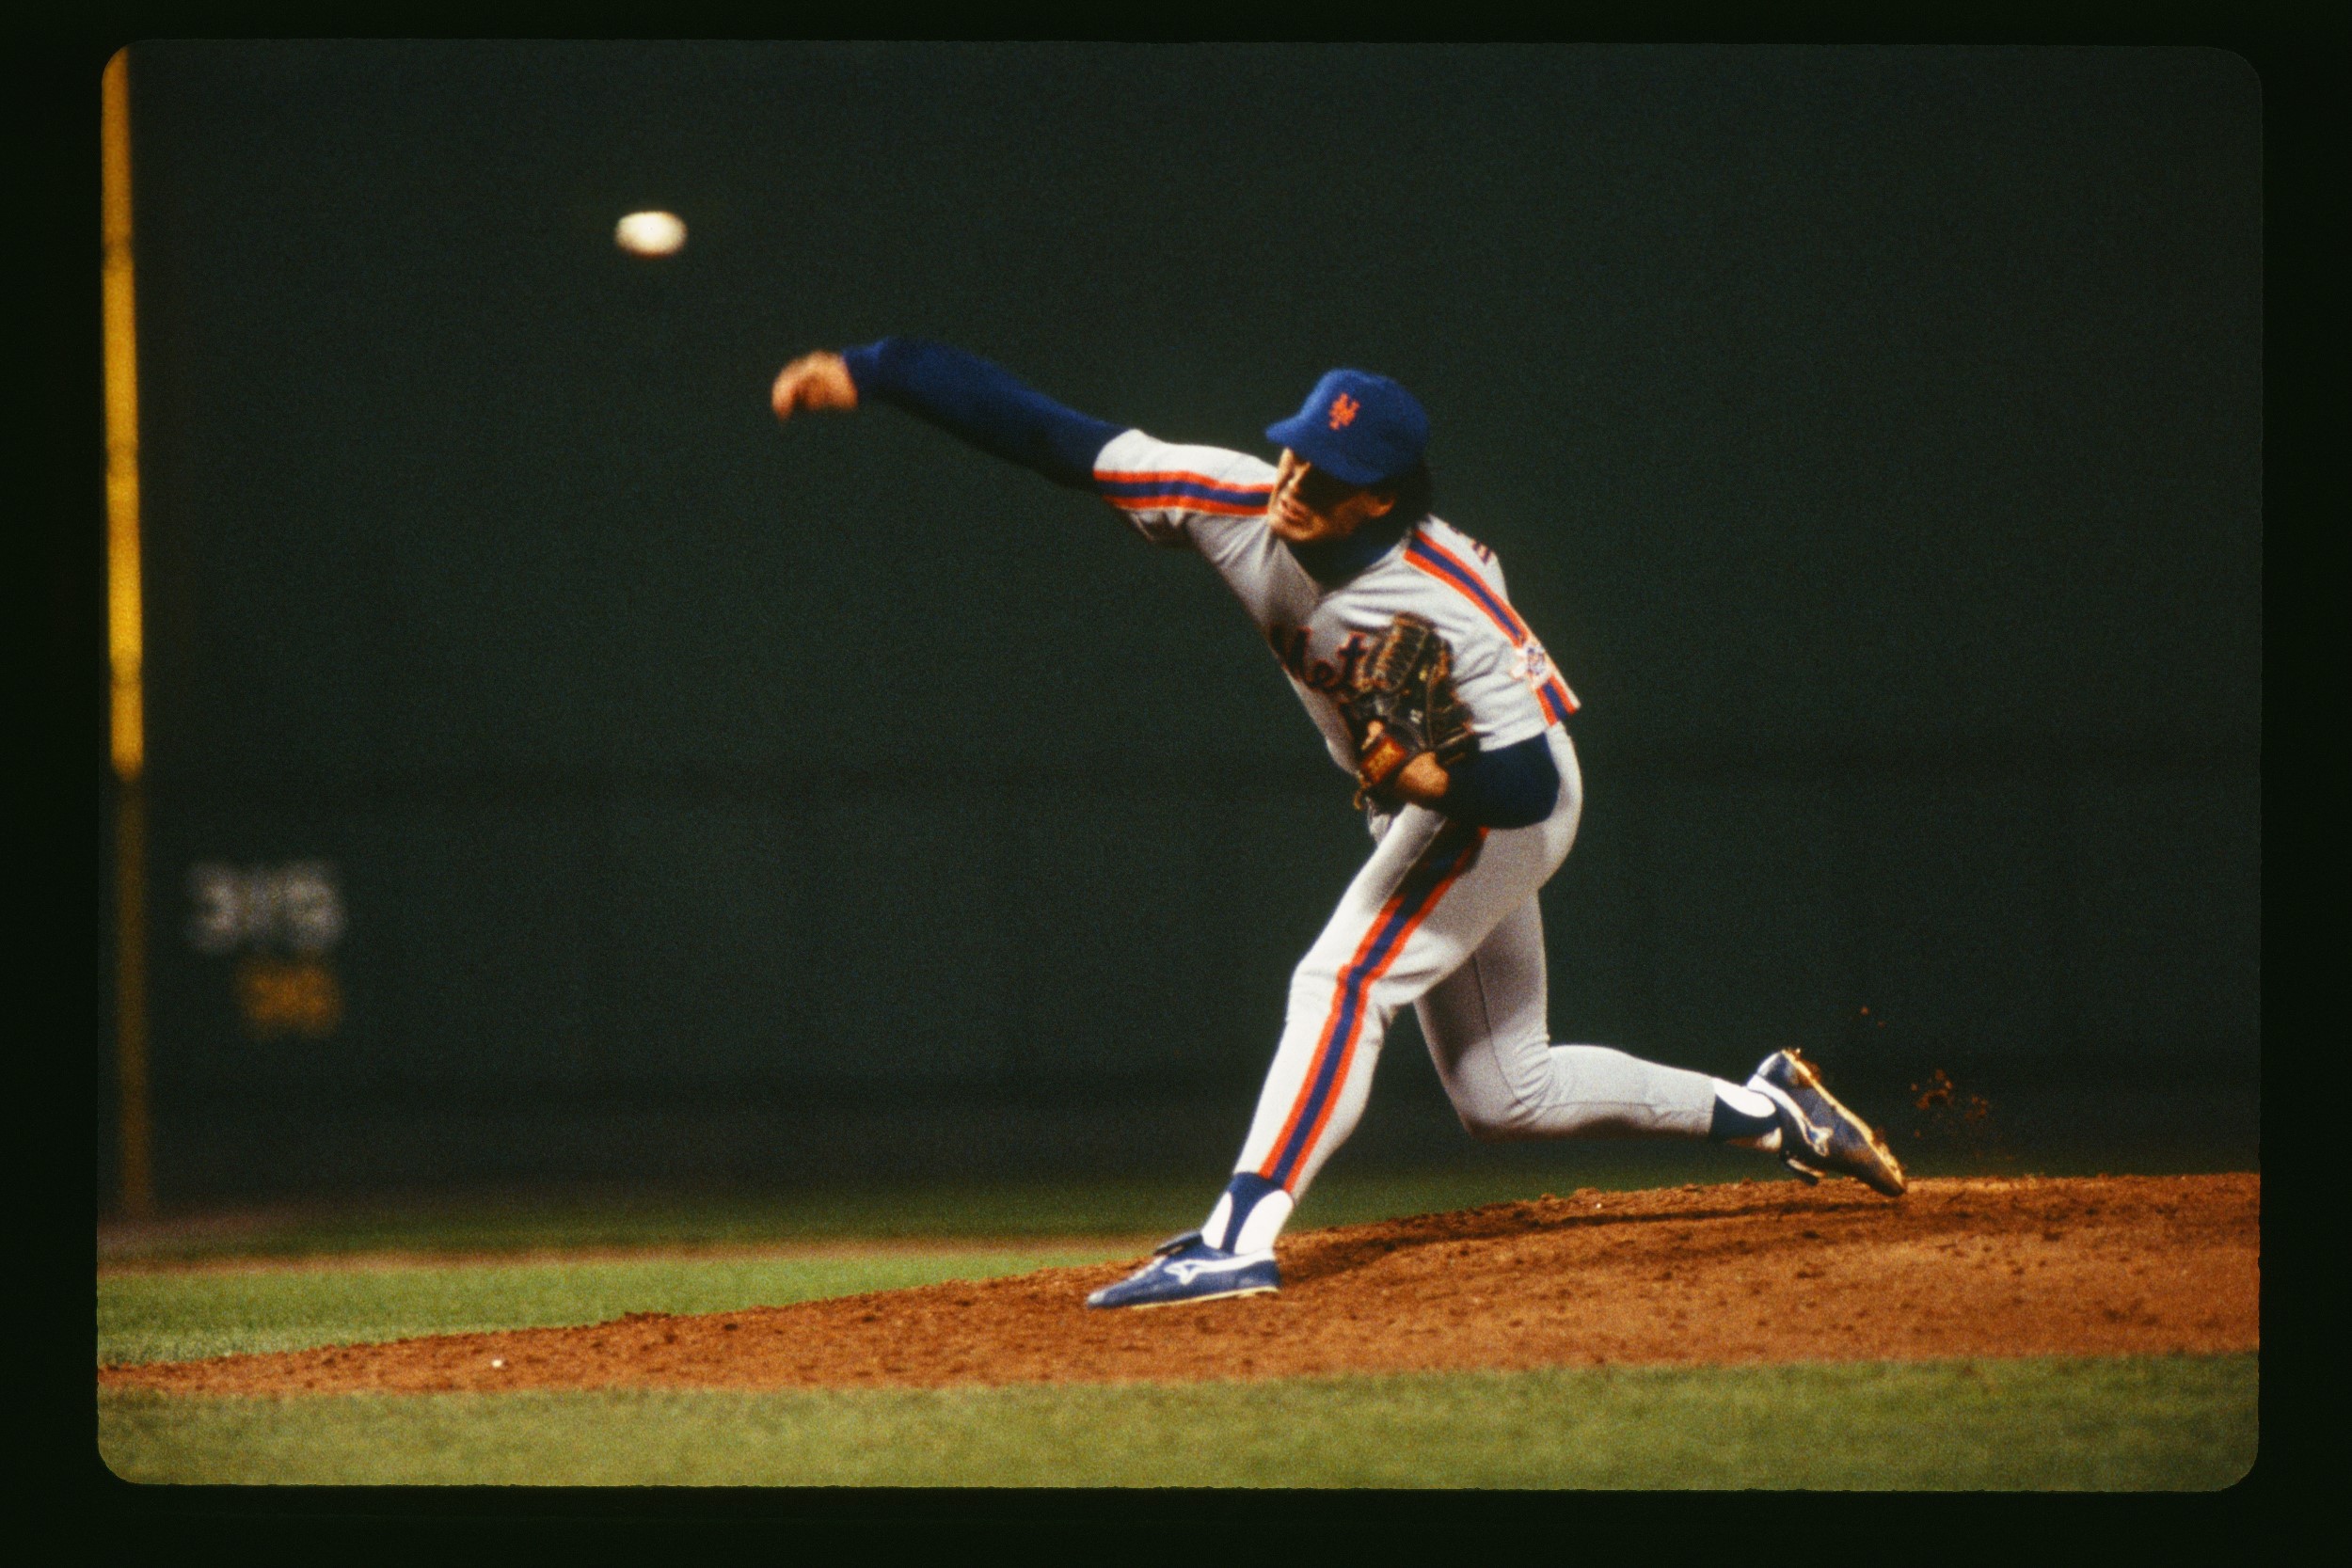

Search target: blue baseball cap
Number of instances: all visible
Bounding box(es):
[1264,369,1429,487]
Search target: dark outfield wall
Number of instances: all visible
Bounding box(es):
[103,43,2260,1200]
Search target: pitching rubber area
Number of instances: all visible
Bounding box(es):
[100,1173,2255,1397]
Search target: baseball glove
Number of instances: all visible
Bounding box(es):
[1343,613,1476,809]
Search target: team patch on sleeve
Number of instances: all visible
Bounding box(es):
[1405,530,1581,720]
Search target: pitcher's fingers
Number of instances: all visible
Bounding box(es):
[771,361,805,420]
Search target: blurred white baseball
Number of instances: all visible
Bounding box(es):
[615,211,687,257]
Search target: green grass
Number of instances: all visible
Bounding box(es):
[97,1354,2256,1489]
[97,1168,2261,1490]
[99,1248,1129,1366]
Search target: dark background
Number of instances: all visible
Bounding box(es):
[101,41,2260,1204]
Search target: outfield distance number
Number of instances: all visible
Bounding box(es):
[187,862,345,956]
[186,862,348,1040]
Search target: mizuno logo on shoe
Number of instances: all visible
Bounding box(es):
[1791,1111,1831,1156]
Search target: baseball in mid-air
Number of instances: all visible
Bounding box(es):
[614,210,687,257]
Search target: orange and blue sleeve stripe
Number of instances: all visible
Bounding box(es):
[1405,532,1532,641]
[1405,532,1581,721]
[1095,468,1275,516]
[1536,674,1577,724]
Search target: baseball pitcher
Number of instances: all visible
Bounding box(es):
[771,339,1906,1309]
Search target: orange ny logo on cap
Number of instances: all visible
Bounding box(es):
[1327,393,1360,429]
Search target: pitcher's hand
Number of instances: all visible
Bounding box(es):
[771,352,858,421]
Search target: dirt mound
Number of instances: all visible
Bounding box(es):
[100,1174,2257,1397]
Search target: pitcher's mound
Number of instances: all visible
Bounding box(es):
[101,1173,2257,1397]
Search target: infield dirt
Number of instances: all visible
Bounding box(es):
[100,1173,2256,1397]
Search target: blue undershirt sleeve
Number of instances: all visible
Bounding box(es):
[839,338,1126,492]
[1439,733,1561,829]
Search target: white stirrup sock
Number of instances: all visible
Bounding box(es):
[1202,1174,1294,1255]
[1710,1080,1784,1150]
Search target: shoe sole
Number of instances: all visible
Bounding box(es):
[1779,1052,1908,1196]
[1089,1284,1279,1311]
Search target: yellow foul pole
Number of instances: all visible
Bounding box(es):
[103,50,153,1218]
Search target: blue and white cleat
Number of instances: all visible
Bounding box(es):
[1750,1049,1909,1196]
[1085,1230,1281,1309]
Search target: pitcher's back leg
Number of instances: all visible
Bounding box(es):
[1416,896,1724,1141]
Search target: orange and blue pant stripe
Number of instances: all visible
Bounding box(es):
[1258,820,1487,1191]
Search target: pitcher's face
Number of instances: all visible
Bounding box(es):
[1267,449,1397,546]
